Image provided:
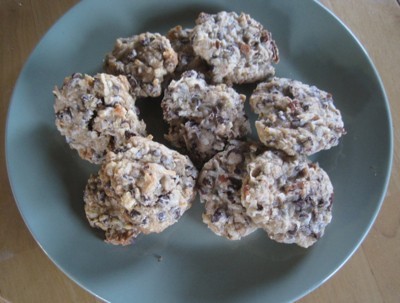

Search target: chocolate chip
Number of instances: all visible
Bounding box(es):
[114,147,129,154]
[125,131,135,140]
[229,177,242,191]
[129,209,141,217]
[294,198,310,212]
[305,195,313,203]
[288,225,298,235]
[173,208,181,220]
[99,215,109,223]
[185,70,196,77]
[135,149,143,158]
[141,37,150,46]
[152,149,161,157]
[108,136,115,151]
[317,199,325,207]
[161,155,172,166]
[271,40,279,62]
[283,86,294,99]
[202,177,212,186]
[278,111,287,121]
[211,208,226,223]
[87,110,97,131]
[291,118,301,128]
[217,116,224,124]
[71,73,83,79]
[234,167,242,175]
[297,168,308,178]
[157,194,170,205]
[226,190,235,201]
[329,193,334,203]
[225,45,235,55]
[251,166,262,178]
[158,212,166,222]
[298,212,309,219]
[311,232,320,239]
[191,96,201,107]
[127,50,137,61]
[55,107,72,120]
[81,94,92,103]
[260,31,270,43]
[98,191,106,203]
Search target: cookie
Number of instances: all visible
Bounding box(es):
[198,141,264,240]
[104,32,178,97]
[250,77,346,156]
[53,73,146,164]
[167,26,210,78]
[161,70,251,166]
[191,11,279,85]
[84,136,198,245]
[241,151,333,248]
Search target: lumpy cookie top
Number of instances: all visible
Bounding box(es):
[250,77,346,156]
[84,174,142,246]
[104,32,178,97]
[54,73,146,164]
[191,11,279,85]
[167,26,210,78]
[198,141,264,240]
[241,151,333,248]
[84,136,198,245]
[161,70,251,166]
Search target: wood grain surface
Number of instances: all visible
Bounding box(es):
[0,1,399,302]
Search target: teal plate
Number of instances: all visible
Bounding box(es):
[6,1,393,302]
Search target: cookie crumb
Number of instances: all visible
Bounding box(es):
[154,254,163,262]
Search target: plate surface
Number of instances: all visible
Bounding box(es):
[6,0,392,302]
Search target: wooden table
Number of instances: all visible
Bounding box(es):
[1,1,399,302]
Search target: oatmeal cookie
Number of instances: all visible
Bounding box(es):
[241,151,333,248]
[104,32,178,97]
[198,141,264,240]
[53,73,146,164]
[161,70,251,166]
[167,25,210,78]
[84,174,141,246]
[250,77,346,156]
[84,136,198,245]
[191,11,279,85]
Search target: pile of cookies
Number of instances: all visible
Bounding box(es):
[54,11,345,248]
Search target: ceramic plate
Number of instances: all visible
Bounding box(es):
[6,0,392,302]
